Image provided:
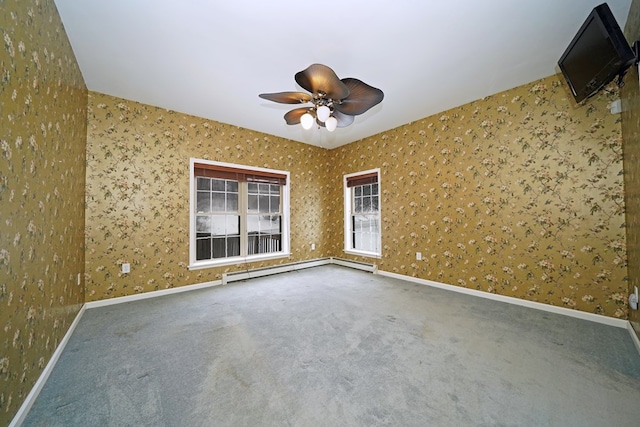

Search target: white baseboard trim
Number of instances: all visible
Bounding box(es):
[628,323,640,355]
[376,269,629,329]
[9,304,87,427]
[84,279,223,309]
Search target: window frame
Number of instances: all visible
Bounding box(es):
[189,159,290,270]
[343,168,381,258]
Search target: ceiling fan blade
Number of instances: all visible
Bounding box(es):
[333,110,355,128]
[295,64,349,100]
[283,107,312,125]
[334,78,384,116]
[259,92,312,104]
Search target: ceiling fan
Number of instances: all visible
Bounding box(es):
[259,64,384,132]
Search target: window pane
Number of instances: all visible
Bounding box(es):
[255,234,281,254]
[211,179,225,191]
[355,186,362,197]
[363,184,371,196]
[212,238,226,258]
[355,232,376,252]
[372,183,378,195]
[372,196,379,212]
[227,193,238,212]
[211,192,225,212]
[197,177,210,191]
[247,235,258,255]
[259,215,278,234]
[259,195,269,213]
[196,216,211,233]
[354,197,362,213]
[270,196,280,213]
[248,182,258,193]
[211,217,227,236]
[273,216,282,233]
[196,238,211,260]
[247,215,260,234]
[363,197,371,212]
[196,191,211,213]
[353,216,362,232]
[259,183,269,193]
[226,180,238,192]
[227,237,240,257]
[268,235,281,253]
[248,194,258,213]
[226,215,240,235]
[270,184,280,193]
[369,216,379,230]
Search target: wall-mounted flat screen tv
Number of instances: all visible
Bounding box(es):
[558,2,635,103]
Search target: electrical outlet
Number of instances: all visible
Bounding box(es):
[311,243,316,250]
[416,252,422,261]
[122,263,130,274]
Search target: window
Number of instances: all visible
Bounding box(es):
[189,160,290,269]
[344,169,381,257]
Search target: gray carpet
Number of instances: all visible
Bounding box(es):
[21,265,640,426]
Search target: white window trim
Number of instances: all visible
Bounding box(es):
[188,158,291,270]
[343,168,381,258]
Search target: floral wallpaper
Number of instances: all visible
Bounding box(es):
[327,75,628,319]
[85,93,329,302]
[622,0,640,337]
[0,0,87,425]
[88,76,630,319]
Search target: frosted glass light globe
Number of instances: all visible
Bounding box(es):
[316,105,331,122]
[300,113,314,129]
[325,116,338,132]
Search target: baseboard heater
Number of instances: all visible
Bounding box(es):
[329,257,377,273]
[221,257,376,285]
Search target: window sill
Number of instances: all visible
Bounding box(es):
[189,251,291,270]
[343,249,381,259]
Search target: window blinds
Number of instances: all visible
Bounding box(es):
[194,163,287,186]
[346,172,378,188]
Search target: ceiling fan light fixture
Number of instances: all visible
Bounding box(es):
[259,64,383,133]
[316,105,331,122]
[325,116,338,132]
[300,112,314,130]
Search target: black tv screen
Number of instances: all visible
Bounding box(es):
[558,3,635,103]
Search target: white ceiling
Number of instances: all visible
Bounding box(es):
[53,0,632,149]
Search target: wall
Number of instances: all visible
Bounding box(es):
[0,0,87,424]
[88,73,630,319]
[622,0,640,337]
[85,92,329,301]
[327,75,628,319]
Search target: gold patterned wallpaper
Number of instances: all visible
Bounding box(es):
[622,0,640,336]
[0,0,87,424]
[87,74,629,319]
[327,76,628,319]
[85,92,329,301]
